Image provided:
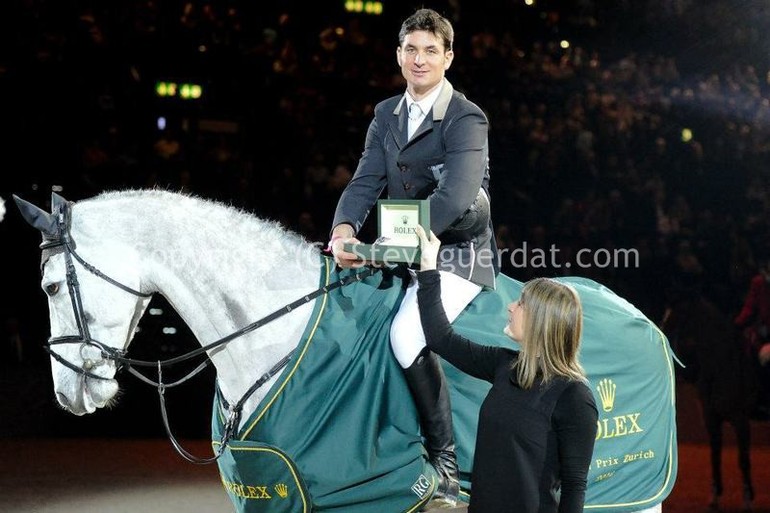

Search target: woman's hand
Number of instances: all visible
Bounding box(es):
[414,225,440,271]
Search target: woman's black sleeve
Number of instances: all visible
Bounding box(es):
[553,382,599,513]
[416,270,512,382]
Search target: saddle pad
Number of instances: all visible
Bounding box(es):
[213,257,677,512]
[213,257,439,513]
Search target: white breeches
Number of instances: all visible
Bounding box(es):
[390,270,482,368]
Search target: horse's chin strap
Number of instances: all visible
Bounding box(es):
[45,338,121,381]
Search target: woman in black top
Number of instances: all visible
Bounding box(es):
[414,226,598,513]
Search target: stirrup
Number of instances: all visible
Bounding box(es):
[424,472,460,510]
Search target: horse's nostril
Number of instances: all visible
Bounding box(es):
[56,392,70,409]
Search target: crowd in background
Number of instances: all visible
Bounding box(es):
[3,0,770,364]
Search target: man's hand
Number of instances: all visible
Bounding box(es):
[331,236,367,268]
[330,223,366,268]
[414,225,440,271]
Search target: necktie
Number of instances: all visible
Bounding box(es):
[408,103,424,139]
[408,102,424,121]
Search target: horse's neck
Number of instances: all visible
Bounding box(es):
[94,194,322,425]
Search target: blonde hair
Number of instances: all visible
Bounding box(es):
[513,278,587,389]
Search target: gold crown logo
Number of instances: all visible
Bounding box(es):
[275,483,289,499]
[597,378,616,412]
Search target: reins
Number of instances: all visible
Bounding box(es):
[153,264,377,464]
[43,202,380,464]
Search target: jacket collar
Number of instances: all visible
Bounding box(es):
[392,78,453,118]
[390,79,454,148]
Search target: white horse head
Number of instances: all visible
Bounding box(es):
[15,190,321,420]
[14,192,145,413]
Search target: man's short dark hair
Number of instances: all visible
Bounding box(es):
[398,8,454,51]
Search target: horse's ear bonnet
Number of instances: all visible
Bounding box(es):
[14,192,75,268]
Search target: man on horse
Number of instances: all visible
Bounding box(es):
[328,7,497,507]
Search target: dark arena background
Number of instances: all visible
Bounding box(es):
[1,1,769,511]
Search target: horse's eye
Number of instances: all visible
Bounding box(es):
[45,283,60,296]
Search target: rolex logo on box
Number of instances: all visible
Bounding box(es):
[344,199,430,265]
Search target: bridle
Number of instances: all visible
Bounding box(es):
[41,201,378,463]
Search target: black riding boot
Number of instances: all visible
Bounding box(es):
[404,348,460,508]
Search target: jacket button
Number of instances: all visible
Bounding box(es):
[399,165,407,172]
[404,182,411,190]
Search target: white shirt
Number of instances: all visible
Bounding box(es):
[405,80,444,140]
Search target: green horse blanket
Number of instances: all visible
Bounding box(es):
[213,256,677,512]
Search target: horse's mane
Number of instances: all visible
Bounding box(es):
[80,188,316,257]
